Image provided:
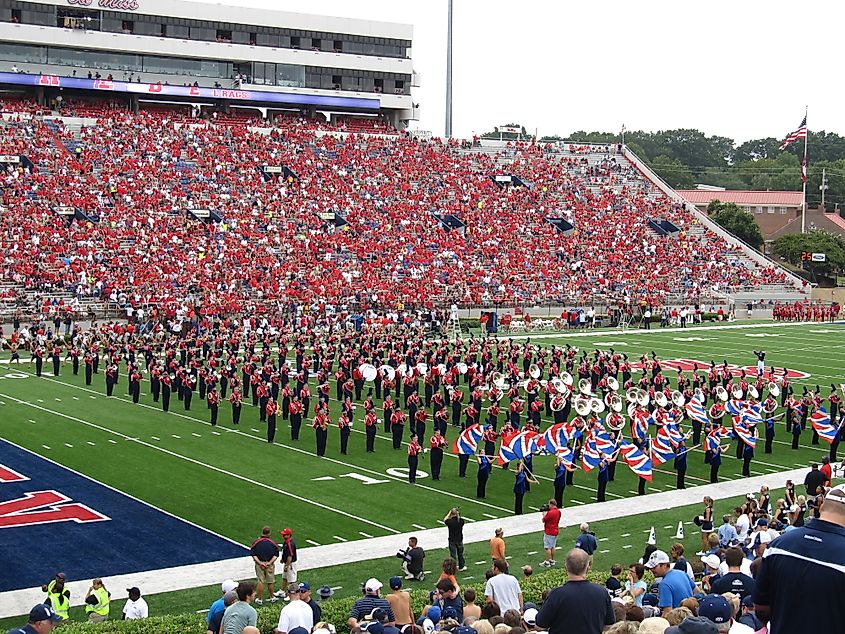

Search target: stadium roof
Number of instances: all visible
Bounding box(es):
[676,190,803,207]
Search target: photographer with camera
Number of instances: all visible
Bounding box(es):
[443,508,467,571]
[397,536,425,581]
[540,499,561,568]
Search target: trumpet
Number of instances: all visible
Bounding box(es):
[529,364,541,379]
[578,378,592,395]
[671,390,686,407]
[767,382,780,397]
[574,396,591,417]
[607,376,620,392]
[716,386,729,402]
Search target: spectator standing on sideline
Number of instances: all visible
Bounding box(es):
[753,483,845,631]
[7,604,61,634]
[644,550,694,615]
[348,579,395,630]
[275,584,313,634]
[207,579,238,634]
[540,500,561,567]
[280,528,298,587]
[804,462,826,496]
[575,523,597,556]
[484,559,522,613]
[490,528,506,563]
[535,549,614,634]
[444,508,467,571]
[121,587,148,620]
[251,526,279,604]
[385,577,414,627]
[221,581,257,634]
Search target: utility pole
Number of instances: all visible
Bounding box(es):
[820,167,829,209]
[444,0,453,138]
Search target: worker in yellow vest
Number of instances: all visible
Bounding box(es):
[84,578,111,622]
[41,572,70,621]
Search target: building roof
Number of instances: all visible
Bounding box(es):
[676,190,803,207]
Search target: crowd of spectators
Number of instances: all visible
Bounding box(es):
[0,97,790,320]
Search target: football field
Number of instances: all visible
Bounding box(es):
[1,320,843,599]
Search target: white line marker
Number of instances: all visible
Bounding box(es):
[37,399,43,402]
[527,551,538,555]
[172,434,181,439]
[621,533,631,537]
[628,490,639,495]
[108,440,117,444]
[684,521,693,525]
[89,395,96,399]
[571,499,585,505]
[54,398,61,401]
[211,431,221,436]
[72,397,79,400]
[251,428,261,433]
[359,531,373,538]
[462,576,474,580]
[412,524,427,530]
[600,549,610,554]
[623,545,632,549]
[333,536,348,542]
[151,436,160,441]
[42,445,51,449]
[483,513,498,519]
[64,443,73,448]
[306,539,321,546]
[27,419,36,423]
[87,441,96,446]
[599,538,609,542]
[330,586,342,591]
[464,517,476,522]
[475,561,486,565]
[192,433,202,437]
[663,525,672,529]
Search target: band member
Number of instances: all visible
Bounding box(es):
[105,362,117,397]
[429,429,446,480]
[365,406,377,453]
[390,406,406,450]
[596,452,614,502]
[207,388,220,426]
[513,460,535,515]
[129,366,142,403]
[476,453,492,498]
[313,409,328,457]
[553,454,576,508]
[339,411,351,455]
[753,350,765,376]
[791,408,803,449]
[266,397,278,444]
[161,372,172,412]
[182,373,194,411]
[741,430,757,477]
[414,406,427,441]
[674,438,688,489]
[229,387,242,425]
[434,406,449,436]
[84,350,94,385]
[289,395,303,441]
[710,443,723,483]
[383,394,395,433]
[150,365,161,402]
[407,435,422,484]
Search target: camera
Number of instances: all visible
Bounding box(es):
[539,503,550,513]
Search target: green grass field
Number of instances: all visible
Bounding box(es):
[0,320,843,624]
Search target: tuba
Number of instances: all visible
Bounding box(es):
[551,377,566,394]
[636,389,650,407]
[529,364,541,379]
[747,385,759,400]
[574,396,591,417]
[626,387,639,403]
[732,385,744,400]
[627,402,638,418]
[610,394,623,412]
[767,382,780,397]
[492,372,506,388]
[561,371,574,387]
[716,385,729,402]
[654,392,668,408]
[607,376,620,392]
[590,397,606,414]
[608,412,625,431]
[578,378,592,395]
[671,390,686,407]
[416,363,429,376]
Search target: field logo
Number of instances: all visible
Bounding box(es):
[0,463,110,529]
[628,358,811,380]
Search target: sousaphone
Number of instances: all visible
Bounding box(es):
[607,376,620,392]
[654,392,668,408]
[578,378,592,395]
[574,396,591,417]
[529,364,541,379]
[610,394,623,413]
[671,390,686,407]
[716,385,729,402]
[767,382,780,397]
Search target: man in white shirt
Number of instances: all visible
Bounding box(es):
[122,587,148,620]
[276,584,313,634]
[484,559,523,613]
[734,507,750,542]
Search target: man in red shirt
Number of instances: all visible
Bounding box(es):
[820,456,833,488]
[541,499,562,568]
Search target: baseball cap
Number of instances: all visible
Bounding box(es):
[126,587,141,596]
[417,617,435,634]
[221,579,238,594]
[426,606,442,623]
[29,604,61,623]
[825,483,845,504]
[281,528,293,536]
[741,595,754,608]
[55,573,66,580]
[364,578,383,593]
[361,622,384,634]
[641,593,659,607]
[522,602,538,611]
[443,606,459,620]
[698,594,732,624]
[369,608,388,623]
[664,616,718,634]
[389,576,403,589]
[289,628,310,634]
[298,582,311,593]
[522,608,538,626]
[452,627,477,634]
[644,550,670,569]
[287,583,301,595]
[700,554,721,570]
[755,518,769,527]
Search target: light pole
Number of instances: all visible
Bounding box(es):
[445,0,453,138]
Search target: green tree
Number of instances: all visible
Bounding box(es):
[650,155,694,189]
[706,200,764,249]
[773,230,845,275]
[732,137,781,163]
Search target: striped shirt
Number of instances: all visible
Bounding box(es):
[348,596,395,623]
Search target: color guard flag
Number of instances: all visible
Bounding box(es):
[811,407,837,444]
[452,424,482,455]
[581,440,601,473]
[620,440,653,481]
[706,427,725,452]
[685,394,709,427]
[650,433,676,467]
[498,430,539,464]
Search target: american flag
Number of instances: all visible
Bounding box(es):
[780,116,807,150]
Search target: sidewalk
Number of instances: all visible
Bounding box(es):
[0,467,808,618]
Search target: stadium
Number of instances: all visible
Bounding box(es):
[0,1,844,633]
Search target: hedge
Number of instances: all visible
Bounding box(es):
[48,568,631,634]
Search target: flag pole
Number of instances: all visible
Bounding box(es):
[801,105,808,234]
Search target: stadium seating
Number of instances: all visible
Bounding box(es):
[0,98,795,317]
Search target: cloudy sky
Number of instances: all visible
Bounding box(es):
[207,0,840,143]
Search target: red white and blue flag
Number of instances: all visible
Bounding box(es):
[685,394,709,426]
[741,403,763,427]
[593,427,616,453]
[620,440,653,481]
[540,423,568,455]
[661,423,684,448]
[631,410,653,442]
[706,426,725,452]
[732,416,757,449]
[498,430,539,464]
[581,440,601,472]
[452,424,483,455]
[650,434,676,467]
[726,399,744,416]
[780,116,807,150]
[810,407,837,444]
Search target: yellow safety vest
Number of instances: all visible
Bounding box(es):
[46,580,70,620]
[85,586,110,617]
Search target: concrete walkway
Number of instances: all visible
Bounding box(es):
[1,467,809,618]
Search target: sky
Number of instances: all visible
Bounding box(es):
[201,0,841,144]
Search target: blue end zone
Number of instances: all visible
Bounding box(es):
[0,440,247,591]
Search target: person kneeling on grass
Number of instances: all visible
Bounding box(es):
[400,537,425,581]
